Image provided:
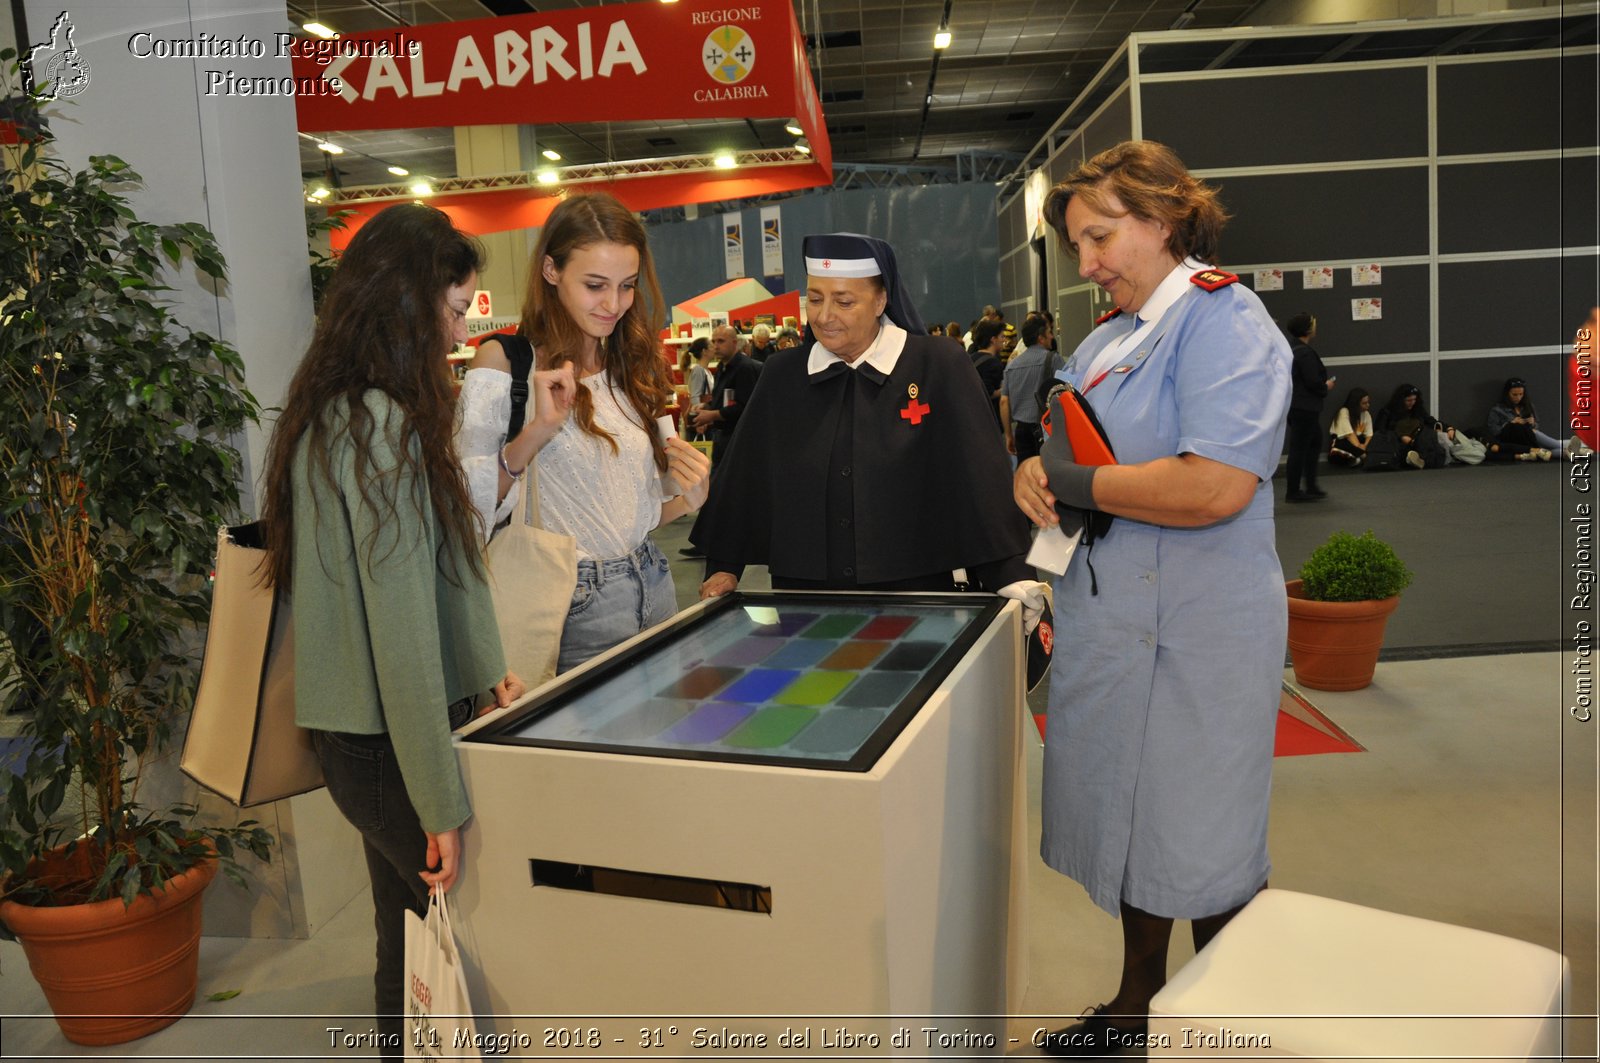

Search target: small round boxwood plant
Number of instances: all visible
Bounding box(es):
[1298,530,1413,602]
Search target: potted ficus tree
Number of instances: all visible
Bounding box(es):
[1286,530,1414,691]
[0,57,272,1045]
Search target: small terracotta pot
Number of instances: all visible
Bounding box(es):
[0,842,218,1045]
[1285,579,1401,692]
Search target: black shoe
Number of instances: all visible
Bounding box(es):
[1284,491,1312,503]
[1304,486,1327,499]
[678,545,705,558]
[1039,1005,1149,1057]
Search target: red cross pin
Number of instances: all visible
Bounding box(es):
[900,382,930,426]
[823,259,832,268]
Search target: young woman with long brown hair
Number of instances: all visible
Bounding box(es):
[455,192,710,673]
[259,203,522,1058]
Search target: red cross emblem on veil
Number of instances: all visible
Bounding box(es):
[823,259,832,269]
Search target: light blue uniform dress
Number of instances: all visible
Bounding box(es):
[1040,274,1291,919]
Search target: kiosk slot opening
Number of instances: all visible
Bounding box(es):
[529,859,773,914]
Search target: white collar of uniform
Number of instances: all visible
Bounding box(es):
[807,317,908,376]
[1133,256,1213,327]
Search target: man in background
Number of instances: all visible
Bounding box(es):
[1000,315,1058,460]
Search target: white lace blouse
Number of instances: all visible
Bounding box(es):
[454,366,665,560]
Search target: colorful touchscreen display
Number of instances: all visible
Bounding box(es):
[490,595,993,769]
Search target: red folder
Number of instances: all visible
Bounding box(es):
[1042,382,1117,466]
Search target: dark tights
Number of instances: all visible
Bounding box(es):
[1100,887,1263,1025]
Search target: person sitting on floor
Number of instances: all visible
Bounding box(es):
[1375,384,1447,469]
[1328,387,1372,467]
[1486,377,1571,461]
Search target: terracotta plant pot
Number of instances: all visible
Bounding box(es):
[0,842,218,1046]
[1285,579,1401,692]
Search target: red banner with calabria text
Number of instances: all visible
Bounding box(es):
[291,0,825,156]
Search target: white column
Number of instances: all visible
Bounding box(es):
[23,0,363,938]
[455,123,533,318]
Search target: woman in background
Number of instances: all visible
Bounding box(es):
[1486,377,1568,460]
[1328,387,1372,466]
[683,336,715,421]
[259,204,523,1058]
[1283,311,1334,501]
[1376,384,1445,468]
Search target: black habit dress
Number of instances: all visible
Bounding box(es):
[691,327,1032,593]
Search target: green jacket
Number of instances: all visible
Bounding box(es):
[291,391,504,832]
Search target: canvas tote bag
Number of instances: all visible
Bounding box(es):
[486,461,576,690]
[181,522,324,806]
[404,887,482,1061]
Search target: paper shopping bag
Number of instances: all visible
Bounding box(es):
[404,888,482,1061]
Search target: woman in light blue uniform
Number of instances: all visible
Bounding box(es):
[1013,141,1291,1057]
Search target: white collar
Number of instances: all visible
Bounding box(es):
[1131,257,1212,326]
[807,317,908,377]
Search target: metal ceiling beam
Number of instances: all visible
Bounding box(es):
[316,148,817,205]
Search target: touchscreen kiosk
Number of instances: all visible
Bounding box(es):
[451,592,1028,1055]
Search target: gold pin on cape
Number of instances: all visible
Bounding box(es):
[900,382,930,426]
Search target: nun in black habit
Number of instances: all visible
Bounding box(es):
[690,233,1043,610]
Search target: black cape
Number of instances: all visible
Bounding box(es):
[690,331,1031,590]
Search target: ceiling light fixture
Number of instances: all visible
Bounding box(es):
[541,148,562,161]
[387,165,409,176]
[537,169,559,185]
[795,141,812,155]
[409,180,433,196]
[308,185,331,200]
[785,120,804,136]
[317,141,343,155]
[303,22,337,39]
[934,30,951,49]
[713,152,737,169]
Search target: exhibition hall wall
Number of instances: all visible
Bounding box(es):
[998,7,1599,431]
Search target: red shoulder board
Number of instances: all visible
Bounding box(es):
[1094,307,1124,325]
[1190,269,1239,291]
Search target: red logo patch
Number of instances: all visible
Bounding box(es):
[1038,621,1054,656]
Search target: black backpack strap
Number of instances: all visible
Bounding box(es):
[497,333,535,440]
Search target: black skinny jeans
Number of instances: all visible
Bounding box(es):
[312,696,475,1060]
[1285,408,1324,493]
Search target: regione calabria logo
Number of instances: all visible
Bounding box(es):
[702,25,754,85]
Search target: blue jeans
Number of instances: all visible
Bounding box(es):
[557,538,676,674]
[311,696,475,1060]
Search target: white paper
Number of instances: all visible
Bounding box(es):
[1352,297,1383,321]
[1027,523,1082,576]
[1351,263,1382,286]
[1303,266,1334,289]
[1253,269,1284,291]
[657,414,683,497]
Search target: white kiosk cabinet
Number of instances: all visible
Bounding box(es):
[452,592,1029,1057]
